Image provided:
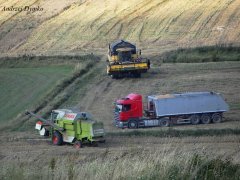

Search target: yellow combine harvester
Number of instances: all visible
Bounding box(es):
[107,40,150,78]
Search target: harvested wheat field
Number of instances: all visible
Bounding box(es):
[0,131,240,179]
[0,0,240,56]
[0,55,240,179]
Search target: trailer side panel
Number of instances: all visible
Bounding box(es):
[148,92,229,117]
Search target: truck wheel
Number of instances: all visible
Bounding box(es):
[190,115,200,125]
[128,120,138,129]
[161,119,169,127]
[212,113,222,123]
[73,141,82,149]
[201,114,211,124]
[52,131,63,145]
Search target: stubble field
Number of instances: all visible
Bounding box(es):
[0,54,240,179]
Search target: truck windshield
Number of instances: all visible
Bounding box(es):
[122,104,131,112]
[116,104,131,112]
[115,104,122,112]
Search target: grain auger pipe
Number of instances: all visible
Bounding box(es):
[25,110,64,131]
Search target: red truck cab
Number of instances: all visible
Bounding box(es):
[114,93,143,128]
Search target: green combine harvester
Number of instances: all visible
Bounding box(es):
[26,109,105,148]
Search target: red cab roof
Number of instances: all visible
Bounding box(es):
[117,93,142,104]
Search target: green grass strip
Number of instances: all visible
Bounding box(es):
[108,128,240,137]
[160,45,240,63]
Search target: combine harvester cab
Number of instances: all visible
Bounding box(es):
[107,40,150,78]
[114,92,229,129]
[26,109,105,148]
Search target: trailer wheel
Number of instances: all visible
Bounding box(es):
[128,120,138,129]
[212,113,222,123]
[201,114,211,124]
[161,119,169,127]
[73,141,82,149]
[190,115,200,125]
[52,131,63,145]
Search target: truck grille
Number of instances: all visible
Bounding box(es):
[114,111,120,127]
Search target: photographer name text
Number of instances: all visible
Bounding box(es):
[2,6,43,12]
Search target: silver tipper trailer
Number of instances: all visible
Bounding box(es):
[146,92,229,125]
